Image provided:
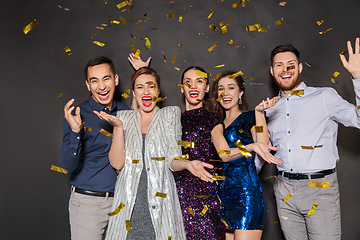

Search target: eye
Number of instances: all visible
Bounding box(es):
[197,79,204,84]
[150,85,155,88]
[218,87,224,91]
[136,86,143,89]
[229,86,235,90]
[90,79,98,83]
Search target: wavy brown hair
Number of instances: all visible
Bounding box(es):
[209,70,248,119]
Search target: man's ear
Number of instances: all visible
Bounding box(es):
[114,74,119,86]
[298,63,303,74]
[85,80,91,91]
[270,66,274,77]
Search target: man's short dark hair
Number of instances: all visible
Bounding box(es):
[84,56,116,80]
[271,44,300,66]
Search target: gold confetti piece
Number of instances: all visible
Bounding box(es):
[287,65,295,71]
[213,72,222,81]
[57,93,63,98]
[304,61,312,67]
[134,49,141,59]
[144,37,151,49]
[138,27,144,31]
[209,24,218,32]
[200,205,209,216]
[93,41,105,47]
[155,192,167,198]
[84,127,92,131]
[216,92,225,102]
[187,207,195,216]
[314,145,323,148]
[101,24,111,27]
[172,53,177,63]
[130,34,136,39]
[307,203,318,216]
[196,70,208,79]
[249,83,264,85]
[227,39,234,45]
[90,33,97,40]
[122,89,130,99]
[64,46,72,55]
[316,20,324,26]
[168,237,171,240]
[331,71,340,83]
[221,218,230,229]
[340,50,348,55]
[58,5,70,11]
[121,8,128,12]
[183,81,191,88]
[151,157,165,161]
[199,33,204,36]
[174,67,180,71]
[212,175,226,181]
[120,16,128,26]
[174,154,189,160]
[290,90,304,95]
[178,42,187,47]
[208,42,218,52]
[152,96,166,102]
[226,14,234,28]
[301,146,314,150]
[275,18,284,26]
[210,159,223,162]
[100,129,113,137]
[229,71,244,79]
[50,165,68,174]
[130,44,137,52]
[319,27,332,34]
[246,23,263,32]
[254,126,263,133]
[219,21,227,33]
[207,10,214,19]
[179,15,183,22]
[23,19,38,34]
[308,181,330,188]
[79,121,86,129]
[197,99,209,104]
[283,193,292,202]
[125,220,132,230]
[117,2,128,9]
[271,221,279,224]
[136,18,149,24]
[108,202,125,216]
[177,84,183,87]
[104,0,107,4]
[132,160,139,163]
[217,149,230,154]
[164,1,174,5]
[162,51,167,66]
[128,4,134,12]
[167,14,175,18]
[258,27,267,32]
[235,139,252,158]
[145,81,154,85]
[111,20,120,24]
[96,27,104,30]
[178,140,195,148]
[358,106,360,110]
[279,2,286,6]
[232,0,244,8]
[195,195,211,198]
[264,175,277,180]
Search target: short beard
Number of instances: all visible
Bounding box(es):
[275,75,300,91]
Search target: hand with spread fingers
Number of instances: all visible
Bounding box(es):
[64,99,82,133]
[93,110,123,128]
[184,160,214,182]
[255,96,281,112]
[246,143,283,165]
[128,53,151,70]
[340,37,360,79]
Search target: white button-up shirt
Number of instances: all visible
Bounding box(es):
[266,80,360,173]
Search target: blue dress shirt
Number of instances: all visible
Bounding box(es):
[266,80,360,173]
[58,96,128,192]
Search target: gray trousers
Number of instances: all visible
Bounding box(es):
[69,190,113,240]
[274,172,341,240]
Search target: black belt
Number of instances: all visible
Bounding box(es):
[74,187,114,197]
[278,168,336,180]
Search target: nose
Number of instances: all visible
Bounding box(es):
[144,85,150,94]
[98,80,106,90]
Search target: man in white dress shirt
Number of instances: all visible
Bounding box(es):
[265,38,360,240]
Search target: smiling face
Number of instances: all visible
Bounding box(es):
[181,69,209,110]
[85,63,119,109]
[217,76,243,111]
[133,74,159,113]
[270,52,303,95]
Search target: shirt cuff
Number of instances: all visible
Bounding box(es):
[69,130,81,144]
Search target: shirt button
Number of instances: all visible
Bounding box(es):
[288,131,290,134]
[147,168,150,171]
[74,153,77,155]
[288,149,291,152]
[287,113,289,116]
[77,136,80,139]
[287,98,289,101]
[152,206,156,209]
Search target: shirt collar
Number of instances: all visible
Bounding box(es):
[88,95,117,112]
[279,81,307,98]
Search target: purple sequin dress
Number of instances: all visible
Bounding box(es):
[173,107,225,240]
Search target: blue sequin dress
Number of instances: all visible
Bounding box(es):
[218,111,265,230]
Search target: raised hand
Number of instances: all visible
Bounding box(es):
[64,99,82,133]
[246,142,283,165]
[255,96,281,112]
[185,160,214,182]
[93,110,123,128]
[340,37,360,79]
[128,53,151,70]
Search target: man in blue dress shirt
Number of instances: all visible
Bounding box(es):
[265,38,360,240]
[58,56,128,240]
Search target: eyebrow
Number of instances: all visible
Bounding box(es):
[274,60,297,65]
[89,75,111,81]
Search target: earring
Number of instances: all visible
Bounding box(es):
[239,97,242,105]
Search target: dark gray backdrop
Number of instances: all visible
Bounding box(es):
[1,0,360,239]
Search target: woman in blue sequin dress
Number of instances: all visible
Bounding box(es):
[209,71,283,240]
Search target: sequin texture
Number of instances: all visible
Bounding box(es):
[173,107,225,239]
[218,111,266,230]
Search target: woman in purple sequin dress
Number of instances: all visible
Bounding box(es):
[173,66,226,240]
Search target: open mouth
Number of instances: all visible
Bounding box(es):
[189,90,200,98]
[222,96,232,104]
[142,96,153,107]
[97,91,110,100]
[281,74,292,81]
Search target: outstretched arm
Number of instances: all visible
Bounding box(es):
[171,159,214,182]
[340,37,360,79]
[128,53,151,70]
[94,111,125,170]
